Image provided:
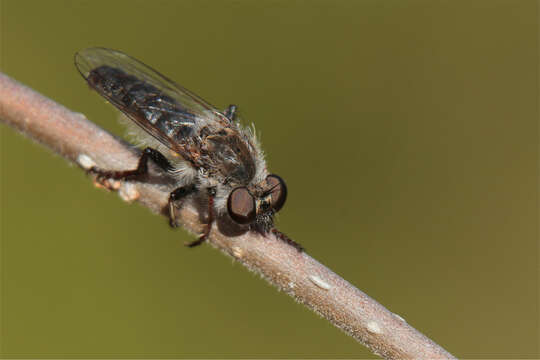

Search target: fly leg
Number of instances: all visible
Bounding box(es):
[185,187,216,248]
[271,228,304,252]
[224,104,237,121]
[89,147,193,228]
[168,184,197,228]
[89,147,174,185]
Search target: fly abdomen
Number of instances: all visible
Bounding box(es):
[87,65,137,102]
[87,65,197,142]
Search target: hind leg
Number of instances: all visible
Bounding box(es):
[89,147,174,184]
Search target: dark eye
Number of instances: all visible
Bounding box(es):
[227,187,256,224]
[266,174,287,212]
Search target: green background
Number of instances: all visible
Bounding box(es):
[0,0,538,358]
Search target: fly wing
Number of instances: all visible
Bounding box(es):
[74,47,230,163]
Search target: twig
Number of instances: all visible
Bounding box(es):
[0,73,456,360]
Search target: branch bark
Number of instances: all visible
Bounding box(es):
[0,73,456,360]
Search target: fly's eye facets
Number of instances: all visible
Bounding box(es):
[227,187,256,224]
[266,174,287,212]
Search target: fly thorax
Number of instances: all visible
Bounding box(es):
[204,128,256,184]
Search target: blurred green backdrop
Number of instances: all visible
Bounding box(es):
[0,0,538,358]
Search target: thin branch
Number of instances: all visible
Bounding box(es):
[0,73,456,360]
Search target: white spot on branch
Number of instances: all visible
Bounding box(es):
[309,275,332,290]
[367,321,383,334]
[77,154,96,169]
[119,182,140,202]
[232,246,243,259]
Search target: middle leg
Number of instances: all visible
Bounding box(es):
[168,184,197,228]
[185,187,216,248]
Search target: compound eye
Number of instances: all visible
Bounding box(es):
[266,174,287,212]
[227,187,256,224]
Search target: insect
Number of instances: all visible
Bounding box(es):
[74,48,302,251]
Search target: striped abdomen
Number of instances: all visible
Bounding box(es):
[87,65,197,143]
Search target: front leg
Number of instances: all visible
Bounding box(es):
[185,187,216,248]
[223,104,238,121]
[271,228,304,252]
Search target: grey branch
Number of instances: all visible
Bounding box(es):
[0,73,456,360]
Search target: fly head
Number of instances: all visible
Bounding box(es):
[226,174,287,231]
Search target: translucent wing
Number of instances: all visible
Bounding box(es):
[74,47,230,162]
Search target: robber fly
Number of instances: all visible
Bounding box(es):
[74,48,302,251]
